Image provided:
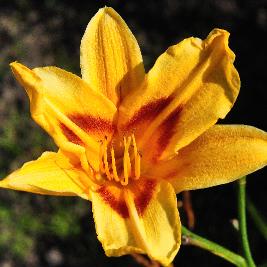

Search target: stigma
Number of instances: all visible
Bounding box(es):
[99,134,141,186]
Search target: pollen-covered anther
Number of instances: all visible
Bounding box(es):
[99,135,141,185]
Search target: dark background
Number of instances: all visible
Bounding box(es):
[0,0,266,266]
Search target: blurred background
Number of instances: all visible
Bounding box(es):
[0,0,266,266]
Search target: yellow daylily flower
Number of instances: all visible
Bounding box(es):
[1,7,267,266]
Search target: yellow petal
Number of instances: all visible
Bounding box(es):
[119,29,240,161]
[0,151,90,199]
[148,125,267,192]
[90,180,180,266]
[80,7,145,105]
[10,62,117,170]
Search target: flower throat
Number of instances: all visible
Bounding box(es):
[99,134,141,185]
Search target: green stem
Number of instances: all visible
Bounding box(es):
[238,177,256,267]
[182,225,247,267]
[247,197,267,242]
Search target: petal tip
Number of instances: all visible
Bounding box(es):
[206,28,240,94]
[9,61,19,68]
[207,28,233,56]
[100,6,116,14]
[209,28,230,39]
[95,6,117,20]
[206,28,231,49]
[9,61,41,99]
[0,179,9,189]
[10,61,39,81]
[10,61,25,74]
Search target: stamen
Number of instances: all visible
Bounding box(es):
[126,137,132,176]
[99,141,106,173]
[98,134,141,186]
[103,138,112,180]
[122,137,131,185]
[111,147,120,182]
[86,163,99,183]
[131,134,141,180]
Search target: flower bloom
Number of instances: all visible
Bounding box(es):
[1,7,267,266]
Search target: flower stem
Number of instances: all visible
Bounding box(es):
[181,225,247,267]
[237,176,256,267]
[247,197,267,242]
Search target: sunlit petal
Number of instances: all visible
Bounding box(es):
[11,62,117,169]
[119,29,240,161]
[90,180,180,266]
[147,125,267,192]
[81,7,145,105]
[0,151,90,199]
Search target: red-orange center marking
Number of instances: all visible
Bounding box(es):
[69,114,115,134]
[124,97,172,131]
[134,179,157,216]
[97,179,157,219]
[60,123,84,145]
[97,186,129,218]
[155,106,183,159]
